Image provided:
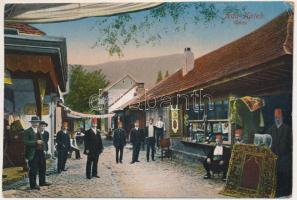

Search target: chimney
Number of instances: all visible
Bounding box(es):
[182,47,194,76]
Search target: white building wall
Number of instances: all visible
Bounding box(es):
[56,106,62,133]
[107,76,136,106]
[109,87,137,113]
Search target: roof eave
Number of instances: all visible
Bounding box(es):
[5,34,68,91]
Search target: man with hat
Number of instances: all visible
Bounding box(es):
[203,133,230,181]
[56,121,71,173]
[267,107,292,197]
[23,116,51,190]
[129,120,143,164]
[84,118,103,179]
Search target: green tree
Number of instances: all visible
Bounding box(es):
[156,70,163,83]
[164,70,169,78]
[65,65,109,113]
[90,2,267,56]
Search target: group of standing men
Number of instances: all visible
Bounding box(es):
[112,116,166,164]
[23,115,165,189]
[23,117,104,190]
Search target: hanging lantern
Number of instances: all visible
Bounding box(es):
[4,69,12,85]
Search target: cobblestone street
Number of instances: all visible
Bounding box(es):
[3,140,226,198]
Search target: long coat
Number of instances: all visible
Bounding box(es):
[23,127,48,161]
[130,128,143,145]
[113,128,126,148]
[42,131,49,152]
[268,124,292,168]
[56,130,71,151]
[84,129,103,157]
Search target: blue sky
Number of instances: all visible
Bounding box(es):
[33,2,291,65]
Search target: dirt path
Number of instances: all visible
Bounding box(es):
[2,140,226,198]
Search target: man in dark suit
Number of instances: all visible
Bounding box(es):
[267,107,292,197]
[203,133,230,181]
[130,120,143,164]
[23,116,51,190]
[56,122,71,173]
[84,118,103,179]
[145,118,156,162]
[39,121,49,154]
[113,122,126,164]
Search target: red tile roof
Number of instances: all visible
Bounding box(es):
[136,12,293,104]
[5,22,45,36]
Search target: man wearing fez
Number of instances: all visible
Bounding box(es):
[113,122,126,164]
[203,133,229,181]
[145,118,156,162]
[56,122,71,173]
[23,116,51,190]
[130,120,143,164]
[84,118,103,179]
[267,107,292,197]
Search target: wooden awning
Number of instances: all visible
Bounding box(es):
[5,53,59,89]
[5,34,68,91]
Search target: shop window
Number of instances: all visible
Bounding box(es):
[4,78,37,114]
[187,98,230,144]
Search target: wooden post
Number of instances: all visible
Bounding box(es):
[33,78,42,119]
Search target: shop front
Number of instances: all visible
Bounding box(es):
[4,23,68,168]
[128,12,293,163]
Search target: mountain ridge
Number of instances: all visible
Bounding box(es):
[78,53,184,89]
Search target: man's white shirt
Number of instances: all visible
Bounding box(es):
[213,145,223,156]
[91,128,97,134]
[148,124,154,137]
[155,121,166,131]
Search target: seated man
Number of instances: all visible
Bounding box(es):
[203,133,230,181]
[234,128,244,144]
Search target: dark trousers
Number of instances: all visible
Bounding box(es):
[146,137,155,161]
[86,154,99,178]
[276,158,292,197]
[276,170,292,197]
[115,146,124,163]
[70,147,81,159]
[141,141,145,151]
[132,143,141,162]
[57,149,68,172]
[28,150,46,188]
[156,129,164,148]
[203,159,228,177]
